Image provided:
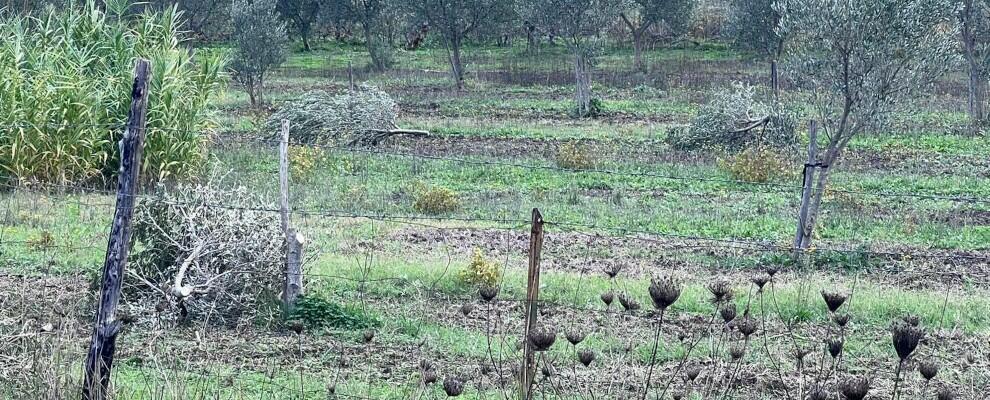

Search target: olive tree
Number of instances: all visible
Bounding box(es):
[960,0,990,130]
[411,0,508,90]
[540,0,618,117]
[777,0,960,250]
[619,0,694,72]
[727,0,785,94]
[327,0,394,71]
[230,0,288,107]
[276,0,321,51]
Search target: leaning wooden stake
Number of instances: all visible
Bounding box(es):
[770,59,779,100]
[82,59,151,400]
[519,208,545,400]
[794,120,819,256]
[279,120,304,309]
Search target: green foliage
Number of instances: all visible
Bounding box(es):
[0,1,226,185]
[264,86,398,145]
[231,0,287,106]
[726,0,782,57]
[288,295,380,330]
[672,83,796,151]
[719,146,791,183]
[412,185,461,215]
[457,248,502,288]
[556,141,597,170]
[288,145,324,180]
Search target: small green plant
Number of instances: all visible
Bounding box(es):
[288,145,324,181]
[288,294,380,330]
[457,248,502,288]
[556,142,597,170]
[413,185,460,215]
[719,146,791,183]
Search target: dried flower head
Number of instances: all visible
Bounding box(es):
[604,263,623,278]
[287,320,304,334]
[565,330,586,346]
[918,360,938,381]
[528,326,557,351]
[793,347,811,366]
[936,387,956,400]
[649,275,681,310]
[821,290,848,313]
[578,349,595,366]
[826,337,844,359]
[765,264,779,277]
[363,329,375,343]
[707,280,733,304]
[684,363,701,381]
[479,285,499,302]
[720,303,737,324]
[443,377,464,397]
[729,345,746,360]
[838,375,870,400]
[750,273,770,291]
[832,313,850,328]
[422,369,438,384]
[617,293,640,311]
[736,317,758,338]
[460,303,474,316]
[891,320,924,361]
[600,291,614,307]
[902,315,920,327]
[420,359,434,371]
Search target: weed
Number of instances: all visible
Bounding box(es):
[288,145,324,181]
[288,294,379,330]
[556,142,597,170]
[413,185,461,215]
[457,248,502,288]
[719,146,792,183]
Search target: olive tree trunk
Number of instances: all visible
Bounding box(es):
[573,51,592,117]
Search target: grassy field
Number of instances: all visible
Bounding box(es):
[1,40,989,399]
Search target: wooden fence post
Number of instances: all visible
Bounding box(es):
[279,120,304,309]
[519,208,544,400]
[348,61,356,91]
[770,60,779,100]
[82,59,151,400]
[794,120,819,256]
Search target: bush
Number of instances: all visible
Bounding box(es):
[457,249,502,288]
[130,180,284,324]
[264,86,398,146]
[0,1,226,185]
[288,295,380,330]
[556,142,597,170]
[412,185,460,215]
[669,83,797,151]
[288,145,324,181]
[720,146,792,183]
[230,0,287,107]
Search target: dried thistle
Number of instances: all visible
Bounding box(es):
[720,303,737,323]
[479,285,499,302]
[287,320,304,334]
[600,291,614,307]
[936,387,956,400]
[684,364,701,382]
[604,263,623,278]
[420,359,434,371]
[459,303,474,316]
[422,369,438,384]
[821,290,848,313]
[832,313,850,328]
[918,360,938,381]
[528,326,557,351]
[707,280,733,304]
[901,314,920,327]
[750,273,770,291]
[729,345,746,360]
[826,337,844,359]
[736,316,758,338]
[565,330,586,346]
[578,349,595,366]
[363,329,376,343]
[765,264,779,277]
[891,320,924,361]
[838,375,870,400]
[649,275,681,310]
[617,293,640,311]
[443,377,464,397]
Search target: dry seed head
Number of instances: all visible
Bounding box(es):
[363,329,375,343]
[838,375,870,400]
[891,320,924,361]
[617,293,640,311]
[821,290,848,313]
[422,369,438,384]
[937,387,956,400]
[442,377,464,397]
[287,320,304,334]
[918,360,938,381]
[832,313,850,328]
[707,280,733,304]
[460,303,474,316]
[902,315,920,327]
[765,264,779,277]
[720,303,737,323]
[750,273,770,291]
[604,263,623,278]
[479,285,499,302]
[729,345,746,360]
[736,316,758,338]
[826,337,844,359]
[684,364,701,382]
[649,275,681,310]
[578,349,595,366]
[600,291,614,307]
[528,326,557,351]
[420,359,434,371]
[565,330,586,346]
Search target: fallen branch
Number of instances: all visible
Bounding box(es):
[730,116,771,134]
[353,128,430,146]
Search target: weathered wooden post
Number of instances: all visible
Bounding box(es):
[279,119,304,309]
[770,60,779,100]
[82,59,151,400]
[348,61,356,91]
[519,208,544,400]
[794,120,819,256]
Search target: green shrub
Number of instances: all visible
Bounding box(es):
[264,86,398,146]
[288,295,380,330]
[719,146,792,183]
[669,83,797,151]
[288,145,324,181]
[457,249,502,288]
[0,1,227,185]
[556,141,597,170]
[413,185,460,215]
